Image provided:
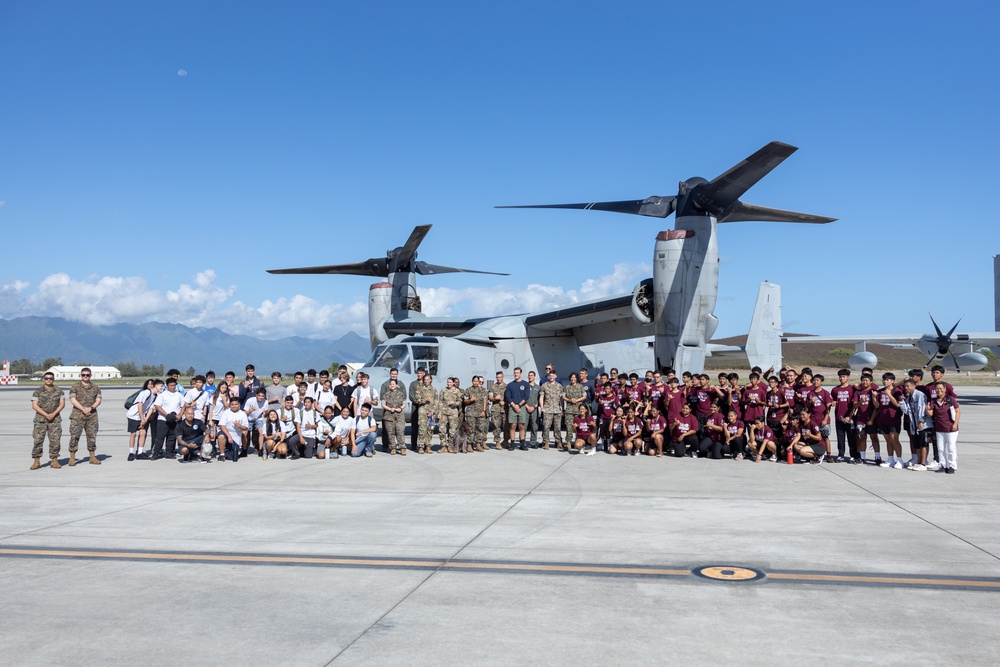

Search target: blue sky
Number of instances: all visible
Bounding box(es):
[2,1,998,344]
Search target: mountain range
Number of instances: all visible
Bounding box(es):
[0,317,372,373]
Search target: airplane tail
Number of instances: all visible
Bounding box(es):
[745,282,782,371]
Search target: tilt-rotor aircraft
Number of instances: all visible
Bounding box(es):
[268,141,833,409]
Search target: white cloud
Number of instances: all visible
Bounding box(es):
[0,263,650,340]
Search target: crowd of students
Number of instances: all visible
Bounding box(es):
[120,362,962,474]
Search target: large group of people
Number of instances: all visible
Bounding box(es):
[29,362,962,474]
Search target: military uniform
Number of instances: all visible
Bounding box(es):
[562,383,587,449]
[408,378,422,449]
[381,386,408,454]
[438,385,463,453]
[488,381,508,449]
[31,384,64,459]
[539,380,564,449]
[414,383,438,453]
[69,381,102,457]
[463,385,489,451]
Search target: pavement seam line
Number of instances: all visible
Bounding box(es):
[324,455,576,666]
[820,465,1000,562]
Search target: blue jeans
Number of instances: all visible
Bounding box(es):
[353,431,377,457]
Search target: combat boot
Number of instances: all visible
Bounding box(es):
[50,457,62,469]
[543,443,550,450]
[399,448,407,456]
[89,452,101,465]
[30,458,40,470]
[68,453,76,466]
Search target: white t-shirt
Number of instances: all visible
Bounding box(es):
[296,407,320,439]
[352,385,379,410]
[155,391,186,422]
[126,389,155,421]
[243,396,268,422]
[184,388,210,421]
[331,415,354,439]
[354,413,376,435]
[220,408,249,440]
[277,407,297,435]
[316,389,336,411]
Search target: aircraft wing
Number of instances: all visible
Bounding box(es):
[524,294,653,345]
[783,333,1000,347]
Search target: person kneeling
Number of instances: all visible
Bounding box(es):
[177,407,210,462]
[352,404,378,458]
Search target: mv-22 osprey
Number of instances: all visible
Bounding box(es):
[269,142,834,404]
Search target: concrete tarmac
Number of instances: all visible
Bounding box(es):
[1,386,999,665]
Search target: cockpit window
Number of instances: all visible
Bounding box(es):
[411,345,439,376]
[368,344,411,373]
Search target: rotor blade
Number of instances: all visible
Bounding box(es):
[702,142,798,210]
[267,259,389,277]
[496,196,676,218]
[921,349,942,370]
[719,202,837,224]
[929,313,944,338]
[947,348,962,371]
[414,261,509,276]
[945,316,963,338]
[396,225,432,267]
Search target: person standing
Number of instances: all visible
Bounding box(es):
[927,382,960,474]
[414,374,438,454]
[381,378,408,455]
[438,377,463,453]
[462,375,489,452]
[152,377,186,460]
[538,370,564,450]
[561,373,587,450]
[68,367,102,466]
[408,367,427,450]
[488,372,508,450]
[505,368,530,451]
[525,371,541,448]
[31,371,65,469]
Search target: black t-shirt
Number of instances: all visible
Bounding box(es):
[179,420,205,443]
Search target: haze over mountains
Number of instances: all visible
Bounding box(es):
[0,317,371,372]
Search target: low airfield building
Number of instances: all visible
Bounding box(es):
[45,365,121,381]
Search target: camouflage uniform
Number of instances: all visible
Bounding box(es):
[31,384,64,458]
[488,381,508,448]
[69,381,102,454]
[438,386,463,452]
[539,380,564,449]
[381,386,407,453]
[562,383,587,447]
[414,383,438,452]
[463,385,489,451]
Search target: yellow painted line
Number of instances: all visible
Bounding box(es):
[767,572,1000,589]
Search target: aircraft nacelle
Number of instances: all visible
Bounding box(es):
[848,350,878,371]
[952,352,988,371]
[630,279,653,325]
[368,282,393,348]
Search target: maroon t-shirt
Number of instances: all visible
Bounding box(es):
[664,389,685,423]
[781,382,798,408]
[798,422,821,443]
[930,396,959,432]
[693,387,714,415]
[809,388,833,425]
[753,424,776,444]
[874,387,901,426]
[706,412,726,442]
[831,385,856,421]
[623,384,643,406]
[647,414,667,435]
[573,416,596,438]
[598,393,617,419]
[624,417,644,437]
[854,388,876,423]
[766,389,786,421]
[741,386,766,421]
[671,414,699,441]
[924,381,957,402]
[646,382,666,408]
[725,419,745,440]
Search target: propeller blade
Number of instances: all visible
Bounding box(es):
[267,259,388,276]
[929,313,944,338]
[496,196,676,218]
[921,350,942,370]
[947,348,962,371]
[719,202,837,224]
[414,261,509,276]
[396,225,432,267]
[945,317,963,338]
[701,142,798,211]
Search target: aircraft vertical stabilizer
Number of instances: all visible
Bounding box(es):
[745,282,782,371]
[994,255,999,332]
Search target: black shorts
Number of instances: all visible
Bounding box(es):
[127,418,144,433]
[807,444,826,458]
[879,424,899,435]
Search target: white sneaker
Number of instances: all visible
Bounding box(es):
[910,464,927,471]
[879,460,890,468]
[584,447,595,456]
[926,461,941,471]
[892,461,903,469]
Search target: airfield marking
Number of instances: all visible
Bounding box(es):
[2,546,999,592]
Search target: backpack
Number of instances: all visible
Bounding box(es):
[124,389,142,410]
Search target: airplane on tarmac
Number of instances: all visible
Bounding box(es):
[780,255,1000,371]
[268,141,831,411]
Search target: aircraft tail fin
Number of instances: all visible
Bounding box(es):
[745,282,782,371]
[994,254,999,332]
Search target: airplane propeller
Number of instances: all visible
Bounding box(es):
[923,314,964,370]
[497,142,837,224]
[267,224,509,278]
